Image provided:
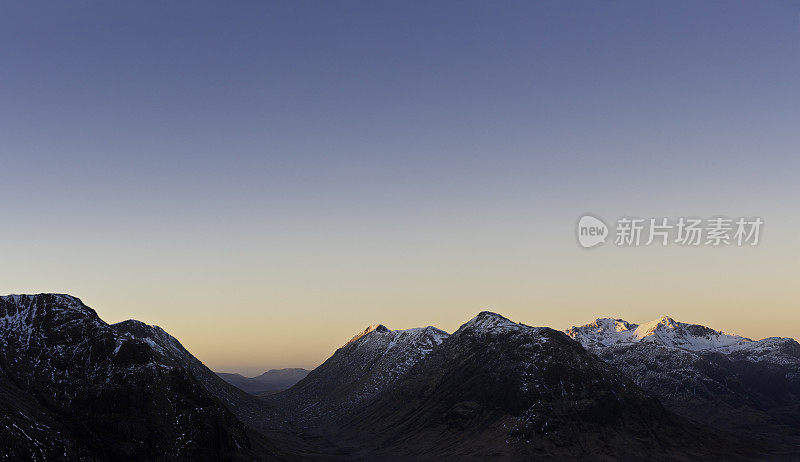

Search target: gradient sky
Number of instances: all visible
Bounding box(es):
[1,1,799,375]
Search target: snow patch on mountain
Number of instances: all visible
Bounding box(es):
[569,316,748,350]
[344,325,449,375]
[0,294,253,459]
[567,315,799,365]
[460,311,524,332]
[111,319,278,430]
[275,323,450,423]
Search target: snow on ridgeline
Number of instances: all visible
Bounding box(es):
[453,311,555,341]
[460,310,522,331]
[567,315,799,364]
[278,322,450,423]
[567,316,748,350]
[343,324,449,366]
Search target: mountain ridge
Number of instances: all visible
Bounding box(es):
[268,322,449,427]
[567,315,800,364]
[568,314,800,449]
[0,293,261,460]
[323,311,756,460]
[2,294,797,460]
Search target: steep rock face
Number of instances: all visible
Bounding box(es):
[271,324,448,425]
[111,319,283,433]
[0,362,83,461]
[332,313,751,461]
[568,316,800,447]
[0,294,258,461]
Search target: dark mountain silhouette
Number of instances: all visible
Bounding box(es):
[2,294,796,461]
[0,294,346,461]
[0,294,262,460]
[110,319,279,430]
[108,311,348,460]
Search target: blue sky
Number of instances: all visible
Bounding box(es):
[1,1,799,373]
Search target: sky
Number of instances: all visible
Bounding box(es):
[1,1,798,376]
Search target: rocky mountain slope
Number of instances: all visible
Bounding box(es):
[275,312,761,460]
[107,310,347,460]
[269,324,448,426]
[0,293,360,461]
[568,316,800,448]
[218,368,310,395]
[3,294,795,460]
[0,294,265,461]
[110,319,283,432]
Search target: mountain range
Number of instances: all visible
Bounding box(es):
[2,293,798,460]
[567,316,800,447]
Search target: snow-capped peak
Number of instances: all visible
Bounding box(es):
[339,325,450,373]
[588,318,636,333]
[632,316,677,339]
[285,323,451,419]
[461,311,519,332]
[567,315,752,352]
[1,293,97,320]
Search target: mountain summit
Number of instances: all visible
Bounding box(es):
[270,323,449,425]
[0,294,257,460]
[327,312,742,460]
[460,310,521,332]
[343,323,390,347]
[568,315,800,449]
[567,315,797,361]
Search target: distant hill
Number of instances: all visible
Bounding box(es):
[217,368,309,394]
